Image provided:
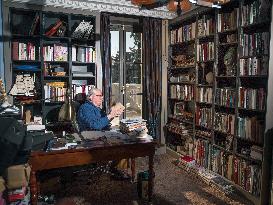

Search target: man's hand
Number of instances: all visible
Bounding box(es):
[107,108,123,120]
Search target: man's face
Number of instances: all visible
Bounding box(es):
[90,90,103,107]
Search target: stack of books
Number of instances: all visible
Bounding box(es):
[120,118,147,134]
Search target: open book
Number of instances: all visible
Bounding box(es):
[110,102,125,127]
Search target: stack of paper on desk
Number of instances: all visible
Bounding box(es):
[80,131,129,140]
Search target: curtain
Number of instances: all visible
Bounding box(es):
[143,17,162,141]
[100,13,111,112]
[0,0,4,81]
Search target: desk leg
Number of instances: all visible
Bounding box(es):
[131,158,136,182]
[30,170,38,205]
[148,154,154,203]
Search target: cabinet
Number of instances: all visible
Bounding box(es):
[9,8,96,127]
[167,0,272,203]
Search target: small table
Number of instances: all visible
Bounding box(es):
[29,140,155,205]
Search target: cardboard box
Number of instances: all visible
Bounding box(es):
[5,164,31,189]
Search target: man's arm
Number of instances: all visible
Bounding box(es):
[78,105,110,130]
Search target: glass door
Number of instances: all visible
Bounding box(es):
[110,24,143,119]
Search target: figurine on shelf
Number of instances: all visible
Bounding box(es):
[224,47,237,76]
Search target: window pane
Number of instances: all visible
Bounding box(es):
[126,63,142,84]
[111,31,120,62]
[126,32,142,63]
[125,63,142,118]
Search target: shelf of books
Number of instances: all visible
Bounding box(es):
[167,0,271,203]
[9,8,96,127]
[167,14,196,156]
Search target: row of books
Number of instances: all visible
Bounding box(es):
[72,84,95,99]
[214,112,235,135]
[215,88,236,108]
[210,147,261,196]
[239,57,268,76]
[197,42,215,62]
[241,0,269,26]
[240,32,270,57]
[12,42,37,61]
[44,82,67,102]
[169,85,194,101]
[72,46,96,63]
[194,139,210,169]
[195,107,213,128]
[192,141,261,196]
[196,87,213,104]
[197,16,215,37]
[170,22,196,44]
[238,87,266,111]
[238,116,264,144]
[217,8,239,32]
[43,44,68,62]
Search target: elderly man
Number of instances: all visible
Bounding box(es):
[77,88,122,132]
[76,88,129,180]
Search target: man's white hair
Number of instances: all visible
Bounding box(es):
[87,87,101,98]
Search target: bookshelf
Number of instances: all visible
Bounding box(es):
[9,8,96,127]
[168,0,272,204]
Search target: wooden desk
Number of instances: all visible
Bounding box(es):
[29,141,155,205]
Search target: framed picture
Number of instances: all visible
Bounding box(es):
[174,102,185,115]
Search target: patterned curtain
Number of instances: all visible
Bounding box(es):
[100,13,111,112]
[143,17,162,140]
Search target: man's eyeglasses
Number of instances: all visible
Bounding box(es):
[94,94,103,97]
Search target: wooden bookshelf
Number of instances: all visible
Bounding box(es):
[9,8,97,127]
[168,0,272,204]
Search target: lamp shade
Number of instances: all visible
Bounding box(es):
[167,0,192,12]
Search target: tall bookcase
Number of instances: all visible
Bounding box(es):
[167,0,272,204]
[9,8,96,128]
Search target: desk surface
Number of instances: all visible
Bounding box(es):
[30,141,155,171]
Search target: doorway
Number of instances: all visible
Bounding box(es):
[110,21,143,119]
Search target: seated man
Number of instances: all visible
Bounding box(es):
[77,88,122,131]
[77,88,129,180]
